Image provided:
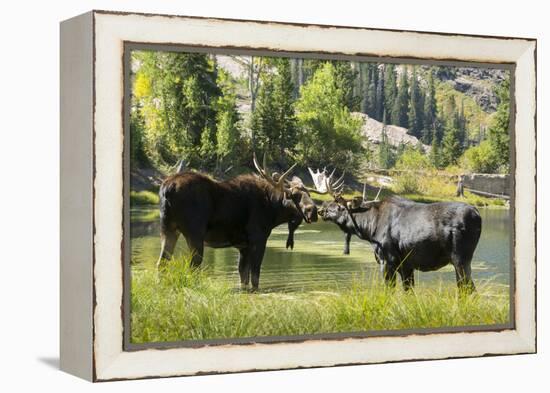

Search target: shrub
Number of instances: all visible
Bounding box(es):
[393,147,433,194]
[461,140,498,173]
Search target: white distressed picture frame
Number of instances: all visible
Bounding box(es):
[60,10,536,382]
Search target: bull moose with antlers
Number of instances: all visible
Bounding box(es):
[313,169,482,292]
[156,154,325,290]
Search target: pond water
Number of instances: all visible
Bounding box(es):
[130,207,511,292]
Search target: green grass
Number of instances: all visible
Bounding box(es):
[312,188,505,208]
[130,206,160,222]
[130,256,510,344]
[130,190,160,206]
[403,191,507,208]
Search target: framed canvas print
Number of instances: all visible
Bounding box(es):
[60,10,537,381]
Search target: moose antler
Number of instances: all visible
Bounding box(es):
[253,152,297,190]
[362,182,383,202]
[306,167,345,197]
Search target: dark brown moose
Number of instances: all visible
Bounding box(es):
[156,154,322,290]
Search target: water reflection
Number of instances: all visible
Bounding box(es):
[130,207,511,292]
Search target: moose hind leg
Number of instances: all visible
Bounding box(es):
[453,260,476,293]
[249,241,267,291]
[156,229,179,269]
[399,267,415,291]
[451,232,476,293]
[238,249,250,289]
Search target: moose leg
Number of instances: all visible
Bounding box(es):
[286,219,300,250]
[238,249,250,289]
[156,229,179,269]
[451,230,476,293]
[399,267,415,291]
[343,232,351,255]
[453,261,476,294]
[248,241,267,291]
[382,263,397,288]
[184,235,205,268]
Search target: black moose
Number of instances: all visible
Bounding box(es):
[309,168,382,255]
[156,154,323,290]
[319,183,482,292]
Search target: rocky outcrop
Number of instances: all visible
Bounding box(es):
[437,67,507,112]
[354,112,429,151]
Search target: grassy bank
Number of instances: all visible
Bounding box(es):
[130,257,509,344]
[130,190,159,206]
[312,188,505,208]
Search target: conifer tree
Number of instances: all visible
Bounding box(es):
[215,69,241,170]
[384,64,398,123]
[392,66,410,128]
[440,97,463,166]
[132,51,222,167]
[366,64,378,118]
[375,65,385,121]
[487,77,511,171]
[422,68,437,144]
[407,66,423,138]
[251,58,297,161]
[359,63,370,114]
[430,130,442,168]
[334,61,360,112]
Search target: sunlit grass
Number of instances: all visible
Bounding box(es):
[130,190,160,206]
[130,206,160,222]
[130,255,510,344]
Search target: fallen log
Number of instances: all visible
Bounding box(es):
[465,187,510,200]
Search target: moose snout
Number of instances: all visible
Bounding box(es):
[304,204,318,223]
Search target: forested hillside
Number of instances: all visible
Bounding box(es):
[130,51,510,180]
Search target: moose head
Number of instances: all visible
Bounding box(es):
[307,167,382,222]
[253,153,319,224]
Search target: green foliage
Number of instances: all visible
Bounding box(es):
[130,50,511,179]
[131,256,509,343]
[295,63,363,170]
[129,106,148,166]
[395,147,431,170]
[392,67,410,127]
[407,66,424,138]
[487,77,511,172]
[430,131,443,168]
[440,96,466,167]
[333,61,360,112]
[435,82,489,143]
[456,77,510,175]
[252,58,297,161]
[214,69,242,170]
[441,120,462,167]
[131,51,245,172]
[422,68,438,144]
[384,64,398,123]
[199,125,217,169]
[393,147,432,193]
[377,120,396,169]
[461,140,498,173]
